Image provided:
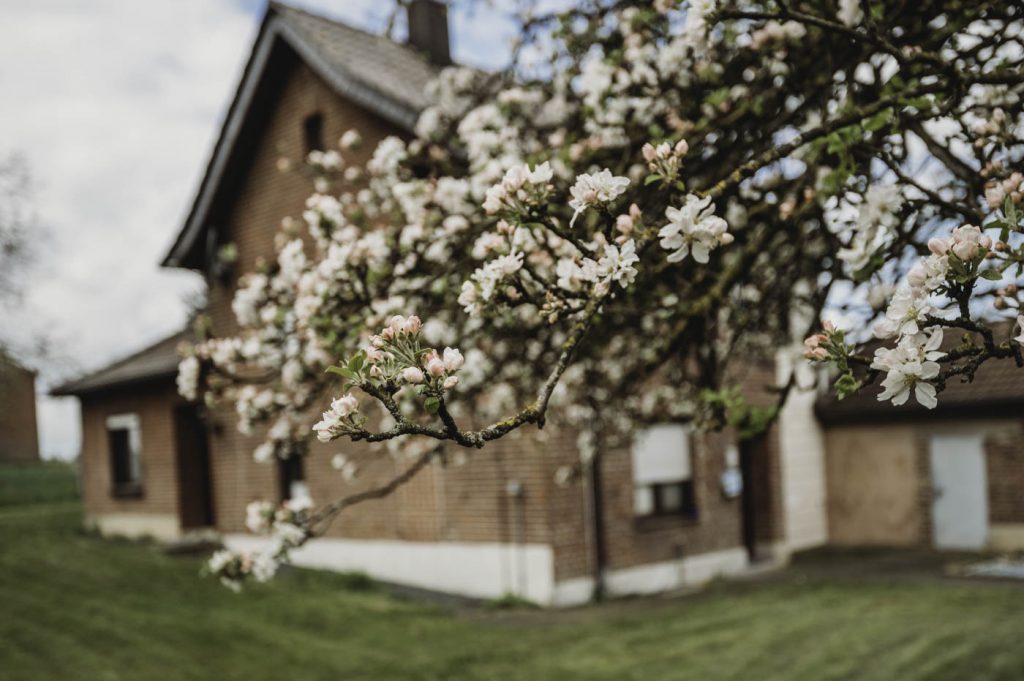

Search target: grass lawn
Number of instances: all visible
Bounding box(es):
[0,460,79,506]
[1,466,1023,680]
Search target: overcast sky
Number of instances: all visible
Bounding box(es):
[0,0,518,459]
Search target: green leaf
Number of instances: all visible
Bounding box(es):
[326,366,356,380]
[980,269,1003,281]
[644,174,663,186]
[864,110,892,132]
[348,352,365,373]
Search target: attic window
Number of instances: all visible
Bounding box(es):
[303,113,325,153]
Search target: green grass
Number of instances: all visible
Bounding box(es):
[1,464,1023,680]
[0,460,79,506]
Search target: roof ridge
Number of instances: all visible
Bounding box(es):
[269,1,403,47]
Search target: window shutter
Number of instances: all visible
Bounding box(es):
[631,424,692,484]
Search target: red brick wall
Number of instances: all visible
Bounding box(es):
[595,429,743,575]
[986,426,1024,524]
[0,357,39,462]
[79,383,182,520]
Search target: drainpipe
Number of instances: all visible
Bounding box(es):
[584,426,607,601]
[506,479,528,598]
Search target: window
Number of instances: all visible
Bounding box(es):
[303,112,324,152]
[632,423,696,518]
[107,414,142,497]
[278,455,309,503]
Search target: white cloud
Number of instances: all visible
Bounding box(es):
[0,0,258,458]
[0,0,516,459]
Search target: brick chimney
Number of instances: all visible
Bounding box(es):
[407,0,451,66]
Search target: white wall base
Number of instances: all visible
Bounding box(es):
[225,534,557,605]
[225,536,756,607]
[87,513,180,541]
[551,576,595,607]
[603,547,750,597]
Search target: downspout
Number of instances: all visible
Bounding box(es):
[587,445,607,601]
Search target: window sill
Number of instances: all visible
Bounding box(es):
[633,512,700,533]
[110,483,144,499]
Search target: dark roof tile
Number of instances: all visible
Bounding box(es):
[51,329,189,397]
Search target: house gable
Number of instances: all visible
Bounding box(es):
[162,2,440,272]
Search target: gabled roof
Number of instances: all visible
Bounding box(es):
[51,329,189,397]
[816,323,1024,425]
[161,2,443,270]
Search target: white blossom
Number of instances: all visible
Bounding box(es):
[176,356,200,401]
[658,194,732,263]
[568,170,630,226]
[872,329,945,408]
[838,0,864,27]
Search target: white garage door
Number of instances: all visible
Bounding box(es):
[929,434,988,550]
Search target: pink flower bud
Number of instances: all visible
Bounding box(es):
[387,315,405,333]
[642,143,657,162]
[822,320,836,332]
[674,139,689,156]
[443,375,459,390]
[951,241,978,261]
[426,356,446,377]
[402,367,424,384]
[980,234,992,249]
[803,347,829,361]
[442,347,464,372]
[803,333,826,349]
[402,315,422,334]
[719,233,735,245]
[927,238,950,255]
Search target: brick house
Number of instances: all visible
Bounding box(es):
[54,1,831,606]
[0,349,40,462]
[817,336,1024,553]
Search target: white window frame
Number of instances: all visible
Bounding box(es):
[106,413,143,491]
[631,423,695,518]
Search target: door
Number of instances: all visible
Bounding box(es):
[174,404,215,529]
[929,434,988,550]
[740,439,757,560]
[739,435,775,562]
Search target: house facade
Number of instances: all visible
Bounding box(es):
[817,348,1024,553]
[55,1,831,606]
[52,330,213,540]
[0,350,40,462]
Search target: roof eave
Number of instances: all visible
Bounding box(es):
[50,370,178,399]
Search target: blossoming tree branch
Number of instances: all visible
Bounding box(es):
[178,0,1024,588]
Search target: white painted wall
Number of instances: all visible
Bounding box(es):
[87,513,180,541]
[226,535,557,604]
[224,537,751,606]
[602,547,749,597]
[776,349,829,552]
